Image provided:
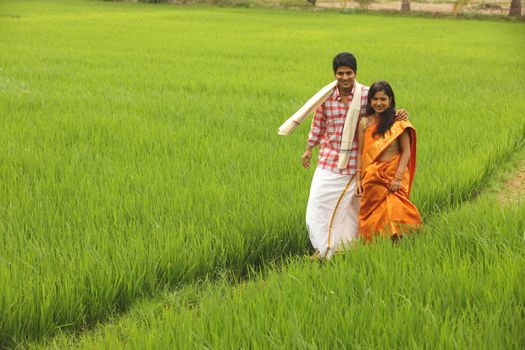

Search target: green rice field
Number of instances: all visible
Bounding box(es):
[1,0,524,348]
[37,194,525,349]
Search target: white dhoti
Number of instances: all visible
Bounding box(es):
[306,167,360,260]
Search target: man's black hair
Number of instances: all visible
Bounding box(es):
[333,52,357,73]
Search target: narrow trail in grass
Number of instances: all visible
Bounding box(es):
[498,157,525,205]
[478,138,525,206]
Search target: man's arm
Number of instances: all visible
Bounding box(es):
[302,105,326,169]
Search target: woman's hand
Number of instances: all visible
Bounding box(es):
[355,180,363,197]
[301,149,312,169]
[389,178,401,192]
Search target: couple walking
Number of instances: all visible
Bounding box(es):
[281,52,422,260]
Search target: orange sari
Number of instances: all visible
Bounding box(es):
[359,120,422,240]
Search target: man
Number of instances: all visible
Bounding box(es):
[302,52,406,260]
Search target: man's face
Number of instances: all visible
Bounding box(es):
[335,66,356,90]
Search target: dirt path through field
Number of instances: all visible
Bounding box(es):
[316,0,523,17]
[498,155,525,205]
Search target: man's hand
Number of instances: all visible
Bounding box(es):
[395,109,408,121]
[301,148,312,169]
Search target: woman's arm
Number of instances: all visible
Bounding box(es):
[389,130,411,192]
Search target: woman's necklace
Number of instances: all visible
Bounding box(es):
[368,115,380,126]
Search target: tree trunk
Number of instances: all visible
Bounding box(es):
[401,0,411,12]
[509,0,521,16]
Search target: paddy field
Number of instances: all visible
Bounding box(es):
[0,0,524,348]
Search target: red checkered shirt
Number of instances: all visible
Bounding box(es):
[307,84,369,175]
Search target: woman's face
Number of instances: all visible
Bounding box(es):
[370,90,390,114]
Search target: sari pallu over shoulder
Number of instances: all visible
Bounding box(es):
[362,120,417,196]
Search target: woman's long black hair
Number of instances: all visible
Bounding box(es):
[367,81,396,138]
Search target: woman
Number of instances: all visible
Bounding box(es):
[355,81,422,241]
